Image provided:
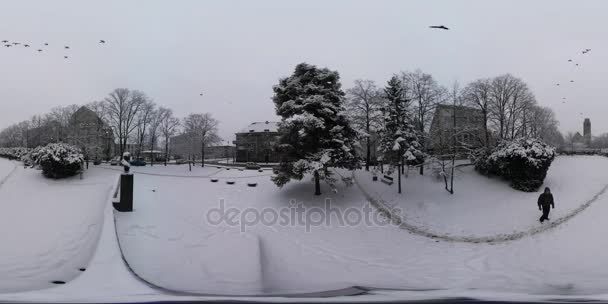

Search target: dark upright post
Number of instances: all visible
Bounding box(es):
[114,152,133,212]
[118,174,133,212]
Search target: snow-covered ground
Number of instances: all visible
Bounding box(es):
[0,158,115,293]
[4,156,608,301]
[355,156,608,238]
[113,156,608,297]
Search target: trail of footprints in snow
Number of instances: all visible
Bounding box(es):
[352,171,608,244]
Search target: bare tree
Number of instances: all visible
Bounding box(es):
[134,100,156,158]
[182,113,221,167]
[101,88,147,156]
[147,107,170,166]
[403,70,446,174]
[159,109,180,166]
[462,78,492,148]
[345,79,383,171]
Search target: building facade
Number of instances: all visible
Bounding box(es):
[429,104,486,153]
[67,106,114,160]
[234,121,280,163]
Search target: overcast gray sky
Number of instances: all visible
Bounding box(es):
[1,0,606,140]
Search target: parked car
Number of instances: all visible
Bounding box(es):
[175,159,188,165]
[93,159,101,165]
[109,157,120,166]
[130,159,147,166]
[245,162,261,170]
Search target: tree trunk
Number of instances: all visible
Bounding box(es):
[314,170,321,195]
[164,139,168,166]
[201,139,205,167]
[150,139,154,167]
[365,136,370,171]
[397,164,402,194]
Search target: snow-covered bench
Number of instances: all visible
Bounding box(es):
[381,175,394,185]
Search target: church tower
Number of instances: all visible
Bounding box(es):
[584,118,591,146]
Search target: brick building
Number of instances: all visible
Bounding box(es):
[234,121,280,163]
[66,106,114,160]
[429,104,486,153]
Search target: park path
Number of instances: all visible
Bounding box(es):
[0,160,17,190]
[351,171,608,244]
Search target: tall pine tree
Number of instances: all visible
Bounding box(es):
[272,63,360,195]
[380,76,424,193]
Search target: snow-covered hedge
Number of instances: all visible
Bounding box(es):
[0,147,31,160]
[473,138,556,192]
[36,143,84,178]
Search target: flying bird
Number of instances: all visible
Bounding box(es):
[37,49,42,52]
[4,44,11,47]
[64,46,70,49]
[570,80,574,83]
[583,48,591,54]
[23,44,29,47]
[99,40,105,43]
[576,63,579,66]
[64,56,68,59]
[200,93,203,96]
[568,59,573,62]
[429,25,449,30]
[12,42,19,45]
[1,40,7,43]
[44,43,48,46]
[556,83,560,86]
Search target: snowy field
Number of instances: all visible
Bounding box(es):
[114,156,608,296]
[356,156,608,238]
[0,158,116,293]
[4,156,608,301]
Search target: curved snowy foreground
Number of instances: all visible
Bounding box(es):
[0,159,115,293]
[113,156,608,297]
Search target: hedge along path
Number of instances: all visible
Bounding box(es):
[351,171,608,244]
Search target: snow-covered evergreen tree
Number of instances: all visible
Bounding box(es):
[271,63,360,195]
[379,76,424,193]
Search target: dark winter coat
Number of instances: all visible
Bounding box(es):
[537,193,555,209]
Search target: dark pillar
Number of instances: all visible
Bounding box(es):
[114,174,133,212]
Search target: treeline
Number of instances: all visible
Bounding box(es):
[345,71,563,168]
[0,88,222,164]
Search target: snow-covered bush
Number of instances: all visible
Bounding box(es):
[0,147,31,160]
[35,143,84,178]
[473,138,556,192]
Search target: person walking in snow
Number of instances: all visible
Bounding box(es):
[538,187,555,223]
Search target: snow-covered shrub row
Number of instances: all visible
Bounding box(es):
[472,138,556,192]
[35,143,84,178]
[0,147,32,160]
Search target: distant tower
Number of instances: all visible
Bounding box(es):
[584,118,591,146]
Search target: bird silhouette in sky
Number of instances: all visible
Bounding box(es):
[200,93,203,96]
[576,63,579,66]
[64,46,70,49]
[583,48,591,54]
[429,25,449,30]
[12,42,19,45]
[44,43,48,46]
[1,40,7,43]
[37,49,42,52]
[4,44,11,47]
[571,80,575,83]
[556,83,560,86]
[64,56,68,59]
[568,59,573,62]
[23,44,29,47]
[99,40,105,44]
